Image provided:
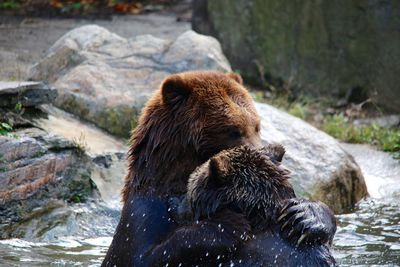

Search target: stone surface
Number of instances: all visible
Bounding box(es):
[0,81,57,107]
[0,128,97,239]
[354,115,400,128]
[257,102,368,213]
[30,25,231,137]
[341,143,400,199]
[193,0,400,112]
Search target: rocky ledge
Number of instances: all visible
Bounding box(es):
[0,81,57,108]
[0,128,96,239]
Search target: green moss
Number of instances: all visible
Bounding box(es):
[96,105,138,138]
[61,94,90,119]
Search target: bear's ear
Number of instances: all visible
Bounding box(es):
[209,153,231,181]
[263,143,286,163]
[161,75,191,106]
[226,72,243,85]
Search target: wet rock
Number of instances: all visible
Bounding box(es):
[0,81,57,107]
[0,128,97,239]
[341,143,400,199]
[257,103,368,213]
[30,25,231,137]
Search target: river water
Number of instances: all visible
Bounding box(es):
[0,114,399,266]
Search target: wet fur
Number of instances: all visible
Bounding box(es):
[122,71,261,200]
[167,145,337,266]
[187,145,295,231]
[103,71,261,267]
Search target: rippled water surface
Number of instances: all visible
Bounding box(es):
[333,199,400,266]
[1,143,399,266]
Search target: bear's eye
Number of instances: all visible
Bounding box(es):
[227,128,242,139]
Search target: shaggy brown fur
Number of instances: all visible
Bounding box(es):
[122,71,261,201]
[159,144,337,266]
[186,144,295,231]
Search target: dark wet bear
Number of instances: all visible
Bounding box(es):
[102,72,337,266]
[147,144,337,266]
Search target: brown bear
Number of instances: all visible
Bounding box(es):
[102,71,337,267]
[122,70,261,199]
[147,144,337,266]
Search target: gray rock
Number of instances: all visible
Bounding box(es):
[354,115,400,128]
[341,143,400,199]
[30,25,231,137]
[0,128,97,239]
[257,102,368,213]
[0,81,57,107]
[193,0,400,112]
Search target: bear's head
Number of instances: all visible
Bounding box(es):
[186,144,296,230]
[124,71,262,200]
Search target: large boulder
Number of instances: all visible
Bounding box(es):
[193,0,400,112]
[30,25,231,137]
[257,103,368,213]
[0,128,97,239]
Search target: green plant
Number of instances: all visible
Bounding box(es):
[0,0,19,9]
[0,122,13,137]
[322,114,400,158]
[70,195,81,203]
[72,133,87,153]
[14,101,23,113]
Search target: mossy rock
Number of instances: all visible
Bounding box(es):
[193,0,400,112]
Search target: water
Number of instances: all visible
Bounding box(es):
[332,143,400,266]
[35,105,127,156]
[0,141,399,266]
[0,202,120,267]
